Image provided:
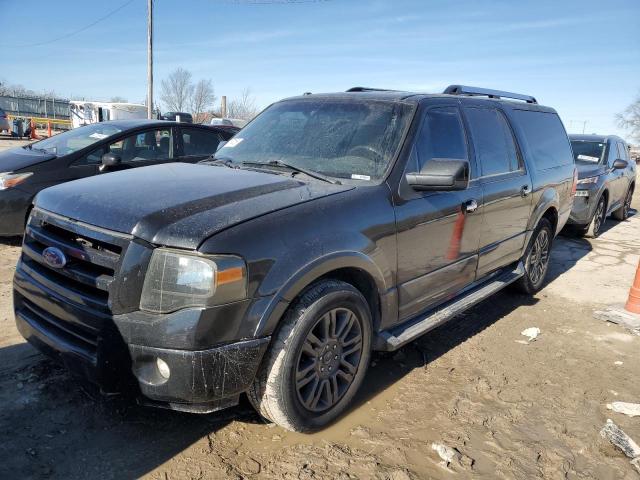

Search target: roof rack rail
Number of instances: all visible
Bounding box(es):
[443,85,537,104]
[346,87,399,93]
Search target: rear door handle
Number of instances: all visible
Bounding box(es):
[464,199,479,213]
[521,185,531,197]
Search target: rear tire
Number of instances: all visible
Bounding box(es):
[613,185,634,221]
[514,218,553,295]
[248,280,372,432]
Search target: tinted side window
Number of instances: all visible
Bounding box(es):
[74,147,105,166]
[464,108,519,176]
[511,110,572,170]
[107,128,173,163]
[182,128,222,156]
[414,107,467,171]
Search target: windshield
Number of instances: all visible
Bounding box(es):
[571,140,606,164]
[31,123,123,156]
[215,99,414,181]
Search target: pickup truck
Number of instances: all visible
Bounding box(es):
[14,85,576,432]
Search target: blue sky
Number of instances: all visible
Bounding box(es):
[1,0,639,139]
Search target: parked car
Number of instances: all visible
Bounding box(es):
[0,119,238,236]
[0,107,10,132]
[161,111,193,123]
[14,85,575,432]
[210,117,248,128]
[566,134,636,237]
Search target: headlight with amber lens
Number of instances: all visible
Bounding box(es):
[0,172,33,190]
[140,249,247,313]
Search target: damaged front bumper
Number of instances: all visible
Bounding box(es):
[129,338,269,412]
[14,269,270,413]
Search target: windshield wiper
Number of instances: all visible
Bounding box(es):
[241,160,341,185]
[200,155,237,168]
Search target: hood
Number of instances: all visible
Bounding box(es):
[576,163,606,180]
[0,146,56,172]
[35,163,353,249]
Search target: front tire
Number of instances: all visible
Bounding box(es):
[514,218,553,294]
[586,196,607,237]
[248,280,372,432]
[613,185,634,221]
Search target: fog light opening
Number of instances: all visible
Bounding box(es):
[156,357,171,380]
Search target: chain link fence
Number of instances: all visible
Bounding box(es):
[0,95,70,120]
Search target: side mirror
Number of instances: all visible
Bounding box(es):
[406,159,469,191]
[612,159,628,170]
[99,152,122,172]
[216,140,227,151]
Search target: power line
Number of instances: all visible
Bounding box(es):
[6,0,136,48]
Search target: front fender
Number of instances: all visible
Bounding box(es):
[252,250,395,338]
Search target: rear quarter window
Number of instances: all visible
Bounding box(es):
[512,110,573,170]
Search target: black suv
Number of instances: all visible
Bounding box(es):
[14,86,576,432]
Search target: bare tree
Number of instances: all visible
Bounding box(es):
[110,96,128,103]
[160,68,194,112]
[616,94,640,143]
[227,88,260,120]
[190,79,217,122]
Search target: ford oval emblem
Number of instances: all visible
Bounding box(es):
[42,247,67,269]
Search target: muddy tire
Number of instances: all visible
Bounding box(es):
[248,280,372,432]
[585,196,607,237]
[514,218,553,295]
[612,185,634,221]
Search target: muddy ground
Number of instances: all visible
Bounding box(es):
[1,136,639,479]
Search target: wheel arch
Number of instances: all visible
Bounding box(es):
[254,252,390,338]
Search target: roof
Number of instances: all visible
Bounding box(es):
[96,119,230,130]
[569,134,623,143]
[281,88,555,111]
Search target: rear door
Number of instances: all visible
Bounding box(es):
[462,106,533,277]
[395,103,483,321]
[177,127,225,163]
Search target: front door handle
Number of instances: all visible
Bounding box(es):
[521,185,531,197]
[464,199,479,213]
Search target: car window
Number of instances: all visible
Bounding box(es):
[464,107,519,177]
[617,141,629,162]
[511,110,573,170]
[570,140,606,164]
[413,107,467,172]
[107,128,173,163]
[181,128,223,156]
[73,147,106,166]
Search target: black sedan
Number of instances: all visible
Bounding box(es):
[0,120,238,236]
[567,134,636,237]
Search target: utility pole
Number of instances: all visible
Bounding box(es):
[147,0,153,119]
[221,96,227,118]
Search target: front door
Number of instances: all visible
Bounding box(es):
[394,104,483,322]
[462,106,533,277]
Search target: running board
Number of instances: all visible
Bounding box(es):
[375,262,525,351]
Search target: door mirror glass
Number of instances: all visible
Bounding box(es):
[612,159,628,170]
[406,159,469,191]
[100,152,122,171]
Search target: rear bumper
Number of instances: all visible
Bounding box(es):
[14,268,269,412]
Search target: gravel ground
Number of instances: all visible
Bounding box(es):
[1,139,639,479]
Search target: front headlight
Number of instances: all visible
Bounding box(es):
[140,249,247,313]
[577,175,599,185]
[0,172,33,190]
